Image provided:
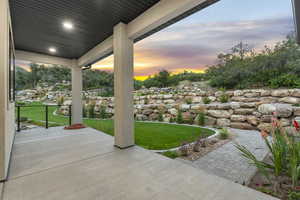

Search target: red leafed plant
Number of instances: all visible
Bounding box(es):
[293,120,300,132]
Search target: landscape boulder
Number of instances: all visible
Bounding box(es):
[230,115,246,122]
[207,110,231,119]
[230,122,256,130]
[271,89,289,97]
[217,118,231,127]
[279,97,300,104]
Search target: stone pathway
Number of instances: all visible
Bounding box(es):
[177,128,269,185]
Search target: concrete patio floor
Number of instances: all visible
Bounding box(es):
[1,127,277,200]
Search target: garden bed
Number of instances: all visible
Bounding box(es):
[248,156,300,200]
[161,128,233,160]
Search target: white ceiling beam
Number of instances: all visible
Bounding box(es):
[292,0,300,44]
[78,36,113,67]
[15,50,74,68]
[78,0,218,67]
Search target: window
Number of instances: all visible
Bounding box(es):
[8,29,15,102]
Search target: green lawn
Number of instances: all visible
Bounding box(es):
[18,102,215,150]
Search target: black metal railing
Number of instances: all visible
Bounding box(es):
[16,104,72,132]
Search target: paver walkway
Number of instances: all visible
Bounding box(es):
[2,127,277,200]
[178,129,268,185]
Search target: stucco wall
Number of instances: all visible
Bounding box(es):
[0,0,15,181]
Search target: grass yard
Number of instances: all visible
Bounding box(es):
[18,102,215,150]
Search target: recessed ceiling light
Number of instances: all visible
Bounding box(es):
[49,47,56,53]
[63,21,74,30]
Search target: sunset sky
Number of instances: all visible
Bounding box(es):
[17,0,294,81]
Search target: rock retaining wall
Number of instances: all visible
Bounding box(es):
[59,88,300,131]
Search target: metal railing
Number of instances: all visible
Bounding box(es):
[16,104,72,132]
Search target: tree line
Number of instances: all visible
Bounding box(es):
[16,36,300,94]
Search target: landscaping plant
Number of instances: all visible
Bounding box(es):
[219,128,230,140]
[198,112,206,126]
[88,101,96,118]
[176,110,183,124]
[99,105,107,119]
[235,114,300,199]
[202,96,211,104]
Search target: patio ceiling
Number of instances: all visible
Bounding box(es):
[10,0,219,64]
[10,0,160,59]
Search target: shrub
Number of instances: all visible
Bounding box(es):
[82,104,87,118]
[219,128,230,140]
[162,151,179,159]
[88,102,96,118]
[144,98,149,105]
[57,96,64,105]
[99,105,107,119]
[269,74,300,89]
[198,112,206,126]
[219,93,230,103]
[176,110,183,124]
[169,117,174,123]
[202,96,211,104]
[158,112,163,122]
[288,192,300,200]
[185,98,192,105]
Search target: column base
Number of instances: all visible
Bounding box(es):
[114,144,135,149]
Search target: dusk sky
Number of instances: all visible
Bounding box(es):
[17,0,294,80]
[92,0,294,80]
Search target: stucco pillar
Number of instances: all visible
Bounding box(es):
[113,22,134,148]
[71,65,83,124]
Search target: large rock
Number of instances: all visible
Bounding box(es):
[135,114,147,121]
[271,89,289,97]
[182,112,193,121]
[142,109,153,115]
[261,115,272,123]
[274,104,293,118]
[207,110,231,118]
[192,97,202,103]
[244,92,260,98]
[258,104,276,115]
[217,118,231,127]
[233,90,244,96]
[230,102,240,109]
[294,107,300,116]
[230,122,256,130]
[258,103,293,117]
[258,123,272,132]
[291,89,300,97]
[163,94,173,99]
[260,90,271,96]
[180,104,191,111]
[247,116,259,126]
[234,109,253,115]
[279,97,300,104]
[205,116,217,126]
[164,99,175,104]
[240,102,256,108]
[280,118,291,127]
[230,115,246,122]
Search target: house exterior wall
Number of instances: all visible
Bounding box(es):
[0,0,15,181]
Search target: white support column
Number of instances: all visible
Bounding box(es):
[71,64,83,124]
[113,23,134,148]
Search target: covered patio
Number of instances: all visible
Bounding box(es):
[2,127,277,200]
[1,0,297,199]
